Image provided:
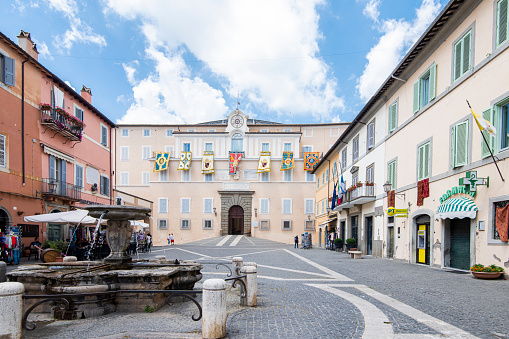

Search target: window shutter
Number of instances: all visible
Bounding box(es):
[450,126,456,168]
[418,145,424,180]
[0,134,5,167]
[462,33,471,75]
[182,199,190,213]
[101,126,107,145]
[3,56,15,86]
[389,103,397,133]
[454,41,462,81]
[49,155,55,180]
[388,161,395,189]
[455,121,468,167]
[429,63,436,101]
[413,81,420,113]
[76,165,83,188]
[498,0,508,46]
[204,199,212,213]
[261,199,269,214]
[493,105,500,153]
[368,122,375,148]
[423,143,430,179]
[283,199,292,214]
[481,108,492,158]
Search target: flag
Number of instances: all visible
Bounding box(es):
[338,175,346,204]
[229,152,244,175]
[280,151,294,171]
[468,100,496,136]
[153,152,170,172]
[257,152,271,173]
[202,151,214,174]
[178,152,192,171]
[304,152,320,171]
[331,183,337,210]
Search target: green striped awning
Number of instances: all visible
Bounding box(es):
[436,197,478,219]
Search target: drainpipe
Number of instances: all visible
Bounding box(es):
[21,58,29,186]
[109,126,112,204]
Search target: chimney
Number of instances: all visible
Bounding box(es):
[17,30,38,61]
[81,86,92,104]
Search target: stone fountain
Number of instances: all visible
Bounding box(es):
[7,205,202,319]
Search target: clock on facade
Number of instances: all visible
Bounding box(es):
[231,114,244,128]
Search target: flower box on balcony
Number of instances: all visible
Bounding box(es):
[365,182,374,186]
[356,182,363,187]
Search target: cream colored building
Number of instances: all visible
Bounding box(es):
[114,109,347,245]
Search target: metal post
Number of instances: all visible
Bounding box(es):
[0,282,24,339]
[202,279,226,339]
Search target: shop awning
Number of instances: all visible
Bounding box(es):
[318,217,337,228]
[24,210,98,224]
[436,197,478,219]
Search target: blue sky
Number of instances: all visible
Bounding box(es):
[1,0,443,125]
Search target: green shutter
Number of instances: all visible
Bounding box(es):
[388,161,396,190]
[429,63,436,101]
[413,81,420,113]
[493,105,500,153]
[462,33,471,76]
[451,126,456,168]
[423,142,430,179]
[498,0,508,46]
[481,108,492,158]
[417,145,424,180]
[455,121,468,167]
[390,102,398,132]
[454,41,462,81]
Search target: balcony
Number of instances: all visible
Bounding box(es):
[40,105,84,141]
[42,178,81,202]
[334,184,376,211]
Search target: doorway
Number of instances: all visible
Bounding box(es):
[415,215,430,265]
[447,219,471,270]
[0,209,10,233]
[350,215,358,246]
[228,205,244,235]
[388,226,395,258]
[339,220,345,241]
[365,216,373,255]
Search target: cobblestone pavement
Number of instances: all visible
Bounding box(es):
[20,236,509,338]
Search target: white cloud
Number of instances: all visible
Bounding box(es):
[47,0,77,18]
[363,0,381,22]
[64,81,75,91]
[105,0,344,124]
[33,39,52,60]
[356,0,441,101]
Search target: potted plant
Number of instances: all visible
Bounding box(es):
[365,181,374,186]
[356,182,363,187]
[41,240,69,262]
[345,238,356,251]
[347,185,356,192]
[334,238,343,251]
[470,264,504,279]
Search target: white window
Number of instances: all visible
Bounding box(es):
[388,101,398,133]
[181,219,190,229]
[100,175,110,196]
[260,198,270,214]
[417,142,431,181]
[181,198,190,213]
[332,162,337,178]
[120,146,129,161]
[203,198,213,214]
[304,199,315,214]
[158,219,168,229]
[142,172,150,186]
[143,129,151,137]
[0,53,15,86]
[261,172,270,182]
[283,143,292,152]
[142,146,151,160]
[183,143,191,152]
[305,172,315,182]
[261,143,270,152]
[0,134,5,168]
[231,133,243,152]
[282,199,292,214]
[305,220,315,230]
[165,145,174,157]
[352,136,359,162]
[497,0,509,47]
[451,120,469,168]
[73,105,84,121]
[121,129,129,137]
[453,30,472,82]
[159,198,168,213]
[259,220,270,230]
[304,128,313,137]
[367,119,375,150]
[101,124,108,146]
[205,143,213,152]
[413,63,437,113]
[75,164,83,188]
[325,169,329,183]
[203,219,213,229]
[317,177,320,189]
[283,169,293,182]
[316,203,319,216]
[204,173,213,182]
[341,148,347,171]
[159,169,169,182]
[181,169,190,182]
[302,146,312,154]
[120,172,129,185]
[282,220,292,230]
[166,129,173,137]
[321,200,325,215]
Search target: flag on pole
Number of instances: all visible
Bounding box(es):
[202,151,214,174]
[229,152,244,175]
[178,152,192,171]
[338,175,346,204]
[467,100,496,136]
[331,183,337,210]
[281,151,294,171]
[153,152,170,172]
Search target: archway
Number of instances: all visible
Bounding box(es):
[48,208,63,241]
[0,208,10,233]
[228,205,244,235]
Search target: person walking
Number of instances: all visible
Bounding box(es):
[167,233,171,245]
[170,233,175,245]
[294,235,299,248]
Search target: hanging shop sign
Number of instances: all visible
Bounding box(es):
[439,185,475,203]
[387,207,408,216]
[458,171,488,192]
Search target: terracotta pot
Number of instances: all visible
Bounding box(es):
[471,271,502,279]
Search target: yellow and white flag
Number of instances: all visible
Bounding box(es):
[202,152,214,174]
[153,152,170,172]
[178,152,192,171]
[468,101,496,136]
[257,152,271,173]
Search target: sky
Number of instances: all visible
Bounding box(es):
[1,0,444,125]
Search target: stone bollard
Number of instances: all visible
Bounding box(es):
[0,262,6,282]
[154,255,166,261]
[202,279,226,339]
[0,282,25,339]
[240,266,257,307]
[232,257,243,276]
[243,262,257,268]
[63,256,77,262]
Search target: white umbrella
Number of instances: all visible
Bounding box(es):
[23,210,98,224]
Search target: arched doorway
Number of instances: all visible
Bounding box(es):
[48,209,63,241]
[228,205,244,235]
[0,208,11,233]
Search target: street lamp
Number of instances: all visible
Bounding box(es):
[48,180,57,193]
[383,181,392,194]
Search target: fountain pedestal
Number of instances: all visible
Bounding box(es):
[103,220,134,267]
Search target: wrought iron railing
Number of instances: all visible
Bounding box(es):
[42,178,81,201]
[40,108,84,141]
[345,184,376,202]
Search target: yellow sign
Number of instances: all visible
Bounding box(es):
[387,207,408,216]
